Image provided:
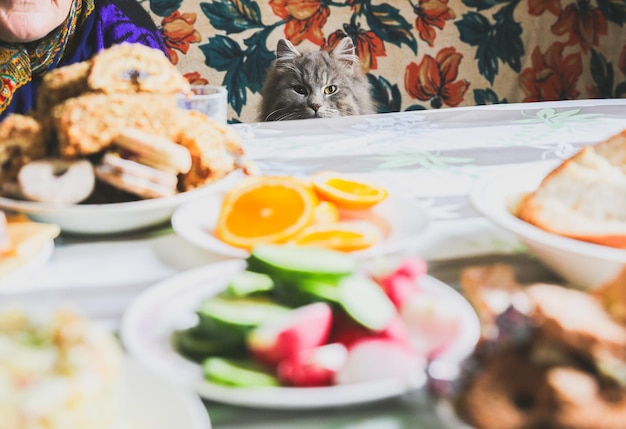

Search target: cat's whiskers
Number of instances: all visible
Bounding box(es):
[264,107,288,121]
[278,110,311,121]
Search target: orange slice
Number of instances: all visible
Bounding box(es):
[290,221,381,252]
[312,201,340,224]
[215,176,318,249]
[311,172,388,210]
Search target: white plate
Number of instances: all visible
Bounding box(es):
[0,240,54,291]
[171,192,430,259]
[124,356,211,429]
[0,171,241,235]
[470,161,626,289]
[120,260,480,410]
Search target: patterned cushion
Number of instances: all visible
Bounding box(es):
[141,0,626,123]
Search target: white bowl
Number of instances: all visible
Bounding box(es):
[0,172,241,235]
[470,161,626,290]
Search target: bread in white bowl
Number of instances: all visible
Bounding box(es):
[517,129,626,248]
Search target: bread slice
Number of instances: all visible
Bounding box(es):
[516,130,626,248]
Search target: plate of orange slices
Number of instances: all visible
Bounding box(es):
[171,172,430,259]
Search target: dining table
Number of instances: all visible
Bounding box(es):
[4,97,626,429]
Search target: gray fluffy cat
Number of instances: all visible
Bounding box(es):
[258,37,375,121]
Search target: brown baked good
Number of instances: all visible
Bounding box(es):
[0,43,247,203]
[527,283,626,363]
[516,129,626,248]
[36,60,92,114]
[174,110,243,190]
[0,114,45,183]
[459,264,526,339]
[454,347,556,429]
[52,93,179,157]
[88,43,190,94]
[449,268,626,429]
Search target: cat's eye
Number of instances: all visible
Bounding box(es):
[293,85,307,95]
[324,85,337,95]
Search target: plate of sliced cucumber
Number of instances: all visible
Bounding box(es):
[121,245,480,409]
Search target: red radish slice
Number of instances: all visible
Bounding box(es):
[247,302,333,366]
[277,343,348,387]
[376,257,428,308]
[330,313,410,348]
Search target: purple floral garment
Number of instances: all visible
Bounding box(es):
[1,0,167,120]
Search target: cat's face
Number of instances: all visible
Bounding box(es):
[259,38,373,121]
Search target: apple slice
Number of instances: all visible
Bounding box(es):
[400,293,462,358]
[334,337,426,386]
[277,343,348,387]
[247,302,333,366]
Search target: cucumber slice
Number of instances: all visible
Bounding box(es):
[203,357,280,387]
[227,270,274,297]
[247,244,356,280]
[197,296,290,344]
[337,274,397,331]
[297,279,340,303]
[270,277,341,308]
[173,327,244,361]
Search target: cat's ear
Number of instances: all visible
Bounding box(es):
[329,37,359,68]
[276,39,301,62]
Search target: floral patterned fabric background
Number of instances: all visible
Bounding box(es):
[139,0,626,123]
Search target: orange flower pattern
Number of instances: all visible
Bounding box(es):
[519,43,582,102]
[551,2,607,53]
[141,0,626,122]
[404,47,470,108]
[161,11,202,64]
[184,72,209,85]
[325,29,386,72]
[527,0,561,16]
[412,0,456,47]
[269,0,330,45]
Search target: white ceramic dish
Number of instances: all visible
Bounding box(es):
[470,161,626,290]
[0,240,54,291]
[171,192,430,259]
[124,356,212,429]
[120,260,480,410]
[0,172,241,235]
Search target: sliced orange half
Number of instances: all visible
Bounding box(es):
[311,172,388,210]
[215,176,318,249]
[290,221,381,252]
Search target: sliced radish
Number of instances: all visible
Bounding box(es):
[247,302,333,366]
[277,343,348,387]
[334,338,426,386]
[330,312,410,348]
[376,257,428,308]
[400,293,462,358]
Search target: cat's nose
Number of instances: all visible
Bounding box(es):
[311,103,321,112]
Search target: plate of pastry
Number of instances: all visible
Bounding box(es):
[121,251,480,410]
[0,43,247,236]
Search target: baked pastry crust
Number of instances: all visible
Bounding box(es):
[516,130,626,248]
